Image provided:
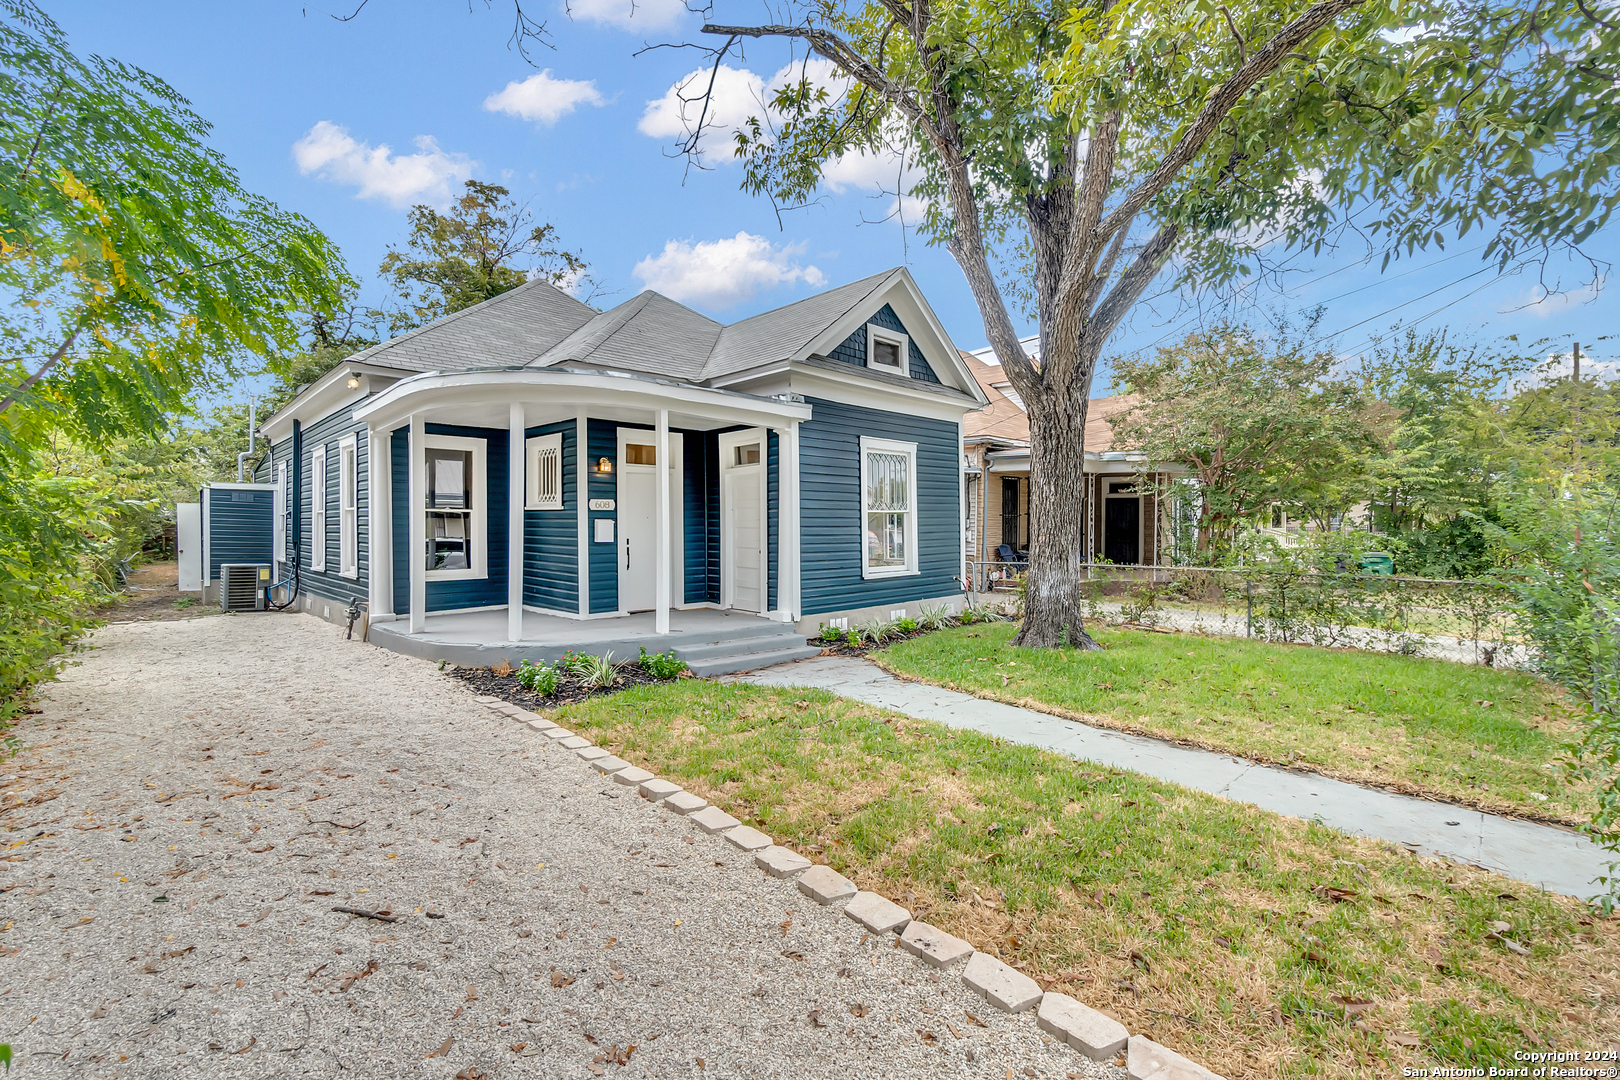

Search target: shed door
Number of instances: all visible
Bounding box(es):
[176,503,202,592]
[720,430,766,613]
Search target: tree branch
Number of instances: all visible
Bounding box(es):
[1096,0,1364,243]
[0,323,86,419]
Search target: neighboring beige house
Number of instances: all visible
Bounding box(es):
[962,341,1180,576]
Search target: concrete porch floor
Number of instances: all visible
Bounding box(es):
[367,606,810,669]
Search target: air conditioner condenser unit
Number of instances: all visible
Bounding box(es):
[219,563,270,612]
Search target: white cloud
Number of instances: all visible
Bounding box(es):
[640,58,924,218]
[484,70,604,126]
[292,121,474,208]
[1508,348,1619,393]
[1503,276,1605,318]
[632,232,826,309]
[567,0,689,31]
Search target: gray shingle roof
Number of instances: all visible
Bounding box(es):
[342,276,597,374]
[701,269,897,381]
[528,291,722,380]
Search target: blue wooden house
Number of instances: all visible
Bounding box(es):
[254,268,987,674]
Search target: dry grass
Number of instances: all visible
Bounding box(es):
[553,681,1619,1080]
[877,624,1590,824]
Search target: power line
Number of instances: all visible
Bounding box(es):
[1337,271,1510,356]
[1320,265,1495,342]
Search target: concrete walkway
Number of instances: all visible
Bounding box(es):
[735,656,1607,899]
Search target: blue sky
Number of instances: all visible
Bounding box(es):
[55,1,1616,396]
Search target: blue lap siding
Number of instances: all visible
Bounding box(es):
[293,407,369,607]
[798,397,960,615]
[390,424,509,615]
[587,419,621,614]
[523,420,578,613]
[826,304,941,384]
[683,431,720,605]
[203,488,273,581]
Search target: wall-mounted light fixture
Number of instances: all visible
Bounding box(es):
[597,456,613,474]
[346,374,361,389]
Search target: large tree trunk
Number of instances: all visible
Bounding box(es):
[1013,383,1101,650]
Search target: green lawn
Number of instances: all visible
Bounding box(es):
[550,681,1613,1080]
[875,624,1588,823]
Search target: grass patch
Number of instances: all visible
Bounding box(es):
[875,624,1588,823]
[553,681,1616,1080]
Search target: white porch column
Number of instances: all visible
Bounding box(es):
[408,412,426,634]
[367,426,393,617]
[508,402,525,643]
[778,424,801,623]
[576,413,588,616]
[654,408,670,636]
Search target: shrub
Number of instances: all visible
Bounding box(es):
[917,603,955,630]
[816,622,846,643]
[581,652,619,689]
[516,659,560,695]
[857,617,899,643]
[844,628,862,647]
[639,647,687,680]
[894,616,919,634]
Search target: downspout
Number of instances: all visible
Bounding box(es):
[235,397,257,482]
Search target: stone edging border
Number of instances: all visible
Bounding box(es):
[473,695,1227,1080]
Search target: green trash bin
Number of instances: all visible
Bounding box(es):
[1360,551,1394,576]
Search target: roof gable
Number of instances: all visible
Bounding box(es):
[528,291,721,379]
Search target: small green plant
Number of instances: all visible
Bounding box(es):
[917,603,955,631]
[559,650,595,677]
[961,601,1005,624]
[581,651,619,689]
[172,596,196,610]
[516,659,561,695]
[844,628,862,647]
[816,622,846,643]
[856,617,898,643]
[639,646,687,680]
[894,616,919,634]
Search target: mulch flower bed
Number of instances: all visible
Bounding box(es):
[450,662,673,710]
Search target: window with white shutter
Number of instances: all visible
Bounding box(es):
[526,433,563,510]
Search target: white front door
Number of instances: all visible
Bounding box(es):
[176,502,202,592]
[616,429,683,613]
[720,429,767,613]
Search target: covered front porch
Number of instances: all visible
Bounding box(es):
[367,605,819,674]
[353,367,814,659]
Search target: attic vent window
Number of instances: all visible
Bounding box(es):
[526,433,563,511]
[866,325,910,375]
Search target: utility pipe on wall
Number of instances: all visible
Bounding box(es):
[235,397,256,482]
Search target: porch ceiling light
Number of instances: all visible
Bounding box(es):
[598,456,612,473]
[346,374,361,389]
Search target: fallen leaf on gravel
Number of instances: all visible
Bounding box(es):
[306,963,327,979]
[454,1068,488,1080]
[963,1011,986,1027]
[809,1009,825,1028]
[551,971,574,988]
[587,1065,604,1077]
[610,970,625,981]
[779,919,792,934]
[946,1022,962,1039]
[781,950,806,961]
[426,1037,453,1059]
[917,1030,937,1045]
[466,984,478,1001]
[232,1037,255,1054]
[849,1004,867,1017]
[509,1044,527,1053]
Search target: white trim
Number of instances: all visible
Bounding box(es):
[261,361,404,444]
[614,425,684,616]
[273,463,287,567]
[780,422,801,622]
[201,486,212,586]
[310,445,328,573]
[368,428,392,615]
[866,324,909,376]
[525,431,564,510]
[508,402,526,644]
[338,434,358,579]
[421,433,487,582]
[718,427,768,612]
[408,414,426,633]
[352,368,811,435]
[859,435,920,579]
[777,365,976,423]
[957,419,967,588]
[655,409,671,635]
[576,413,588,616]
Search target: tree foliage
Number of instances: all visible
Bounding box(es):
[678,0,1619,647]
[378,180,585,335]
[1112,325,1376,557]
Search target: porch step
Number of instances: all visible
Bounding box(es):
[674,633,817,663]
[682,644,824,678]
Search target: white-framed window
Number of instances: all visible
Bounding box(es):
[338,433,358,579]
[866,324,910,376]
[860,436,919,578]
[525,432,563,510]
[310,444,327,572]
[274,461,288,565]
[423,433,486,581]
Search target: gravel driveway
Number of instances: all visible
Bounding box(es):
[0,613,1117,1079]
